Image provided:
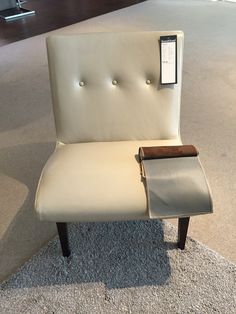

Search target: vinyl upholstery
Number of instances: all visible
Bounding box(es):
[35,139,182,222]
[46,31,183,143]
[35,31,212,222]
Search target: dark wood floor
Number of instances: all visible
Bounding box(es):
[0,0,145,47]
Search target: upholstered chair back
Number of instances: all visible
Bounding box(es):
[46,31,184,144]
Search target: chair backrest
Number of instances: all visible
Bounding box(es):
[46,31,184,144]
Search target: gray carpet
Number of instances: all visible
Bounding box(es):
[0,221,235,313]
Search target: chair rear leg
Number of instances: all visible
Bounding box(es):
[56,222,71,257]
[178,217,190,250]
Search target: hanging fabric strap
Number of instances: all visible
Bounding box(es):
[139,145,212,219]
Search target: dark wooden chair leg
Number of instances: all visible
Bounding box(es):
[178,217,190,250]
[56,222,71,257]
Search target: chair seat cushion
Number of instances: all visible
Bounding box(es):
[35,139,181,222]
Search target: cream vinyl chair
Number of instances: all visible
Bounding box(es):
[35,31,212,257]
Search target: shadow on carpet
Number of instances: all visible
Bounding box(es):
[2,220,172,289]
[0,220,236,313]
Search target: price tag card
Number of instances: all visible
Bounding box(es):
[160,35,177,85]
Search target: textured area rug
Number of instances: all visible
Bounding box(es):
[0,221,235,313]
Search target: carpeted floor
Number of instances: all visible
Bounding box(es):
[0,221,235,313]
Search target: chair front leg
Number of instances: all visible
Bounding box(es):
[56,222,71,257]
[178,217,190,250]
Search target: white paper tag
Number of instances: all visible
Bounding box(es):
[160,35,177,84]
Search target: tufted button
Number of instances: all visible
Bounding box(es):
[146,79,151,85]
[79,81,85,87]
[112,79,118,85]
